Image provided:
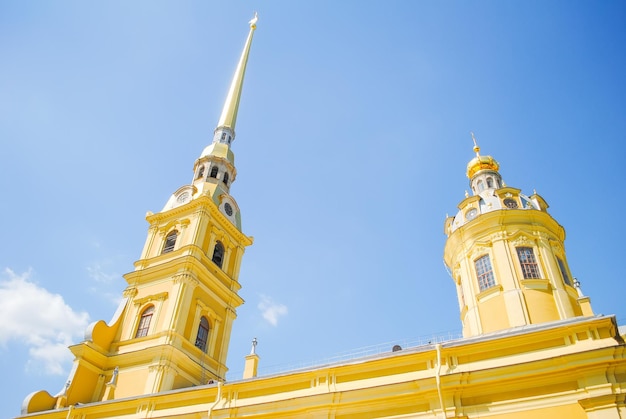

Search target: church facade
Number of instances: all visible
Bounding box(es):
[18,16,626,419]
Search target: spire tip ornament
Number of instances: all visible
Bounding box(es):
[471,132,480,156]
[249,12,258,29]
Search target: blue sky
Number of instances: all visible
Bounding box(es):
[1,1,625,417]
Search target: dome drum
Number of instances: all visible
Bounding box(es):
[470,170,502,195]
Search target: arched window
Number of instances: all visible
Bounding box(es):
[477,180,485,192]
[517,247,541,279]
[135,306,154,338]
[486,177,493,188]
[197,166,205,179]
[209,166,219,178]
[195,316,210,352]
[223,172,229,186]
[162,230,178,254]
[475,255,495,291]
[212,241,225,268]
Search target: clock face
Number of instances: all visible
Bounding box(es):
[503,198,518,209]
[224,203,233,216]
[466,208,478,221]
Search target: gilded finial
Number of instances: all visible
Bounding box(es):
[471,132,480,156]
[465,131,500,179]
[465,190,469,198]
[249,12,258,29]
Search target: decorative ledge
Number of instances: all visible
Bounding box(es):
[521,279,551,291]
[477,284,503,302]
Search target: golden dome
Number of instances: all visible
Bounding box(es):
[466,133,500,178]
[466,154,500,178]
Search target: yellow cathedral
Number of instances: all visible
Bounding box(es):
[17,15,626,419]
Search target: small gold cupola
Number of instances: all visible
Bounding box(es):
[466,133,502,195]
[466,144,500,179]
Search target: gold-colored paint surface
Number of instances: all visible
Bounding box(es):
[216,15,258,130]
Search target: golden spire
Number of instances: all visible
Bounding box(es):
[216,12,258,135]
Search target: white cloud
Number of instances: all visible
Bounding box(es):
[258,295,288,327]
[86,262,118,283]
[0,268,90,375]
[86,261,124,306]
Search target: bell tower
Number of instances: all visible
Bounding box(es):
[443,135,593,338]
[22,14,258,414]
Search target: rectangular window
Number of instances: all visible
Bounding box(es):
[517,247,541,279]
[475,255,496,291]
[136,318,150,338]
[557,257,572,286]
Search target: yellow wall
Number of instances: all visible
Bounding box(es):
[17,316,626,419]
